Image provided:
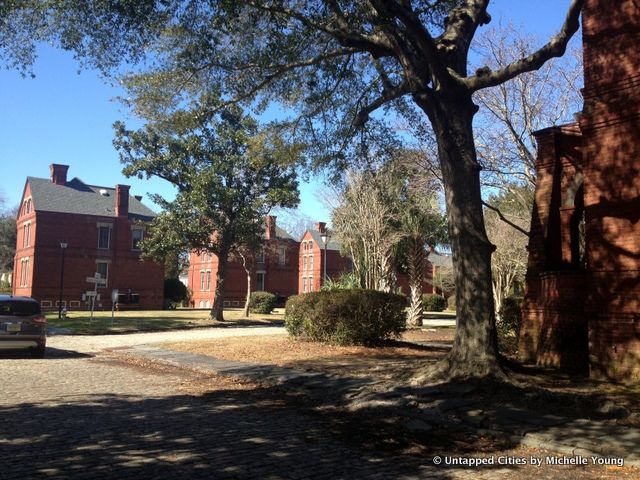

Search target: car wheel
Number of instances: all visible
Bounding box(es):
[31,346,46,359]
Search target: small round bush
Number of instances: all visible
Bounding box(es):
[249,291,277,314]
[422,293,446,312]
[447,294,456,311]
[284,289,406,346]
[164,278,190,304]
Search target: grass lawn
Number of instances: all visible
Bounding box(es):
[46,308,285,335]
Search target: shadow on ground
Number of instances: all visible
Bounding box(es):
[0,348,92,360]
[0,386,469,480]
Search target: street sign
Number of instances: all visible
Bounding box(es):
[86,276,106,285]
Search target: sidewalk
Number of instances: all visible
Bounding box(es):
[122,344,640,468]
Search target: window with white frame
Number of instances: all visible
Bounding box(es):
[23,222,31,248]
[200,270,211,291]
[98,224,111,249]
[302,277,307,293]
[131,227,144,250]
[19,258,30,287]
[96,261,109,285]
[308,276,313,292]
[278,246,286,265]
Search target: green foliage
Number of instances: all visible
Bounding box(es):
[0,203,17,273]
[422,293,446,312]
[249,291,276,314]
[284,290,406,346]
[320,272,361,291]
[163,278,190,304]
[114,105,300,265]
[447,294,456,311]
[497,296,523,354]
[0,279,11,294]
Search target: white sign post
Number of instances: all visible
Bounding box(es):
[111,289,119,325]
[86,273,104,321]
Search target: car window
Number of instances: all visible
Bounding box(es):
[0,300,41,316]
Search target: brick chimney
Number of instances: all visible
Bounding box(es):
[115,184,130,217]
[266,215,277,240]
[50,164,69,186]
[315,222,326,234]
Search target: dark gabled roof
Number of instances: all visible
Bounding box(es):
[275,226,295,241]
[307,229,341,251]
[27,177,156,221]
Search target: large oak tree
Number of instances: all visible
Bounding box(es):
[1,0,584,379]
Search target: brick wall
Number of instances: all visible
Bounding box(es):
[520,0,640,383]
[14,209,163,311]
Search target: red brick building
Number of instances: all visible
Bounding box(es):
[188,216,299,308]
[298,221,435,296]
[519,0,640,382]
[299,222,352,292]
[13,164,164,311]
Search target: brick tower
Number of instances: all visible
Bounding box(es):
[519,0,640,382]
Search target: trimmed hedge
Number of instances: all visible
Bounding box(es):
[284,289,406,346]
[422,293,446,312]
[249,291,277,314]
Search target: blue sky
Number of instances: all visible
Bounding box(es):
[0,0,580,222]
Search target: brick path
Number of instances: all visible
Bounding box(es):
[0,328,444,480]
[2,328,636,479]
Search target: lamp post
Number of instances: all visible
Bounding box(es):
[320,229,331,285]
[58,241,68,319]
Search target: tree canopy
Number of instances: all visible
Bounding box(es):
[1,0,585,379]
[114,105,300,320]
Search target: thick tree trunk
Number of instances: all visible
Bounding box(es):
[406,237,424,327]
[209,244,230,322]
[414,95,502,381]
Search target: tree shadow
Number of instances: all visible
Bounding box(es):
[0,386,460,480]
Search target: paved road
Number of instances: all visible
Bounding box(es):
[1,327,445,480]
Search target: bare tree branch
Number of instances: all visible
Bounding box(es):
[482,200,529,236]
[465,0,583,91]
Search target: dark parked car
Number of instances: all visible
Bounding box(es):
[0,295,46,358]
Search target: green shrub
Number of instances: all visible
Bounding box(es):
[249,291,276,314]
[164,278,190,304]
[320,272,361,291]
[422,293,446,312]
[0,279,11,295]
[284,289,406,346]
[447,294,456,311]
[497,296,523,354]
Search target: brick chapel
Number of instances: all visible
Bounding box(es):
[519,0,640,382]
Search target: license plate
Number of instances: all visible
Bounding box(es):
[6,323,21,332]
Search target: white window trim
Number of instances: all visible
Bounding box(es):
[97,223,113,250]
[95,260,110,286]
[19,257,30,287]
[22,221,32,248]
[131,226,144,251]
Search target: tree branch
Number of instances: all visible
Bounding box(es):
[353,81,412,127]
[482,200,530,236]
[465,0,584,91]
